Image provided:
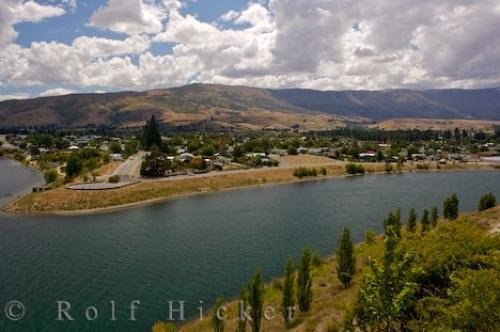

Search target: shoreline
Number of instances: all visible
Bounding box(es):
[4,162,498,216]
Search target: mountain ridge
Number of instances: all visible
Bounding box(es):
[1,83,499,130]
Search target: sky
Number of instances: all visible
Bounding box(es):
[1,0,500,101]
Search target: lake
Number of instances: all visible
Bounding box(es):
[1,159,499,331]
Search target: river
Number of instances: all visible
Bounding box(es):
[0,159,499,331]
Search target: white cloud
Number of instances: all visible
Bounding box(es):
[89,0,166,35]
[0,93,30,101]
[0,0,65,46]
[2,0,500,94]
[39,88,76,97]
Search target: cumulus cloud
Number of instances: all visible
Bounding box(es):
[39,88,76,97]
[0,93,31,102]
[89,0,167,34]
[2,0,500,94]
[0,0,65,46]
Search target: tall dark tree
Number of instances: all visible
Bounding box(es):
[336,227,356,287]
[141,115,162,150]
[248,269,263,332]
[353,226,415,331]
[384,210,402,238]
[237,285,248,332]
[407,208,417,233]
[65,154,82,179]
[421,209,430,234]
[431,206,439,227]
[212,296,225,332]
[478,192,496,211]
[297,248,313,312]
[282,258,296,325]
[443,194,459,220]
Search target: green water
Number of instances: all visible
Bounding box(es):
[1,159,499,331]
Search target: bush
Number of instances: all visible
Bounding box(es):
[416,163,430,170]
[293,167,318,178]
[43,168,58,184]
[384,162,394,173]
[108,175,120,183]
[478,192,496,211]
[320,166,327,175]
[346,163,365,174]
[365,228,375,243]
[65,154,83,179]
[140,152,171,177]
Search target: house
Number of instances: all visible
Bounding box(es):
[179,153,194,162]
[110,154,123,161]
[68,145,79,151]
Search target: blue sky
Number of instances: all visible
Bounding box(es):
[1,0,499,100]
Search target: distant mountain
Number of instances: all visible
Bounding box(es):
[1,84,499,130]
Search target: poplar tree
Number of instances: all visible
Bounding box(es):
[142,115,162,150]
[248,269,263,332]
[407,208,417,233]
[297,248,313,312]
[421,209,430,234]
[443,194,459,220]
[237,285,248,332]
[384,210,402,238]
[212,296,225,332]
[282,259,296,325]
[431,206,439,227]
[336,227,356,287]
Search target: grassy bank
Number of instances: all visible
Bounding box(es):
[175,205,500,332]
[4,161,496,214]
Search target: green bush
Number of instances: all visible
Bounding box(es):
[43,168,58,184]
[108,175,120,183]
[293,167,318,178]
[346,163,365,174]
[478,192,496,211]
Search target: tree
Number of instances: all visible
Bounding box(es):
[287,145,298,155]
[297,248,313,312]
[407,208,417,233]
[282,259,296,325]
[142,115,162,150]
[478,192,496,211]
[443,194,459,220]
[237,285,248,332]
[140,152,171,177]
[431,206,439,227]
[377,150,384,162]
[109,141,123,154]
[201,145,216,157]
[212,296,225,332]
[353,226,415,331]
[233,145,244,159]
[421,209,430,233]
[248,269,264,332]
[65,154,82,179]
[43,168,58,184]
[384,210,402,238]
[336,227,356,287]
[124,139,139,157]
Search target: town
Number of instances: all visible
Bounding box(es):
[1,116,499,192]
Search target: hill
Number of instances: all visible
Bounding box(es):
[1,84,499,130]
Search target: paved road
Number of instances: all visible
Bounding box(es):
[111,152,145,179]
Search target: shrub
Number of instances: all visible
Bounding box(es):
[365,228,375,243]
[384,162,394,173]
[478,192,496,211]
[140,152,171,177]
[293,167,318,178]
[416,163,430,170]
[443,193,459,220]
[346,163,365,174]
[108,175,120,183]
[320,166,327,176]
[43,168,58,184]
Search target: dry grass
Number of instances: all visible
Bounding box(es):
[4,161,496,214]
[180,206,500,332]
[372,118,500,133]
[179,239,385,332]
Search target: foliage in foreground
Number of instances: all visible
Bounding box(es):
[349,217,500,331]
